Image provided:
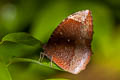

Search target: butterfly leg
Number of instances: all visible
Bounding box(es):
[50,56,53,67]
[39,52,45,62]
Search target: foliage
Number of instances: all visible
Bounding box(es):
[0,0,120,80]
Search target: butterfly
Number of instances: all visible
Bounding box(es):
[43,10,93,74]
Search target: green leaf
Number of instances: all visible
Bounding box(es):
[2,32,41,46]
[0,32,62,73]
[8,57,62,71]
[0,62,12,80]
[8,58,59,80]
[0,32,41,64]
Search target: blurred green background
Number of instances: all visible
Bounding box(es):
[0,0,120,80]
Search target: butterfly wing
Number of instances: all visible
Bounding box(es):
[43,10,93,74]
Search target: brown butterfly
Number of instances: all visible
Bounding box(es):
[43,10,93,74]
